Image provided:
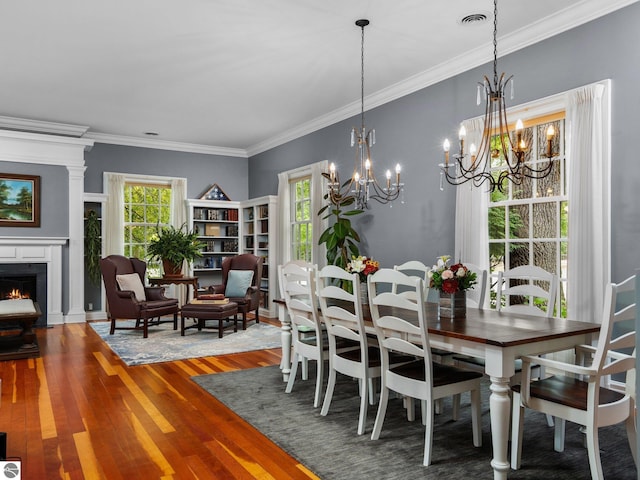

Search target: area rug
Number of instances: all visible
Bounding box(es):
[192,365,636,480]
[90,320,282,366]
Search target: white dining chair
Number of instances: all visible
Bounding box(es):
[316,265,412,435]
[278,261,326,407]
[368,268,483,466]
[393,260,430,301]
[511,274,637,479]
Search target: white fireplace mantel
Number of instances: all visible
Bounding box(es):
[0,237,66,324]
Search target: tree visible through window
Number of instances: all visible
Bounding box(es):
[290,176,312,262]
[488,116,568,317]
[123,183,172,277]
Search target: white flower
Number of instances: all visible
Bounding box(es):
[441,269,454,280]
[456,267,466,278]
[347,255,366,273]
[436,255,450,268]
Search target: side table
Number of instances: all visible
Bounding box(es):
[149,276,199,304]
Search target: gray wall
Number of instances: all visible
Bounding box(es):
[0,162,69,237]
[248,2,640,283]
[84,143,249,201]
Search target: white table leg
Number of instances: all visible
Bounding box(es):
[277,303,292,382]
[489,376,512,480]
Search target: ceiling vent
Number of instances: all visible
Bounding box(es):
[459,12,489,25]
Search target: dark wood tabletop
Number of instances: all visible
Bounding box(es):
[274,297,601,348]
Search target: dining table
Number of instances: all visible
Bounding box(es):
[273,298,601,480]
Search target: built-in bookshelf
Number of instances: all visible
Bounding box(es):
[188,196,278,316]
[241,195,278,317]
[187,199,241,295]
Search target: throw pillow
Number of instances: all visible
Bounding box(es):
[225,270,254,298]
[116,273,147,301]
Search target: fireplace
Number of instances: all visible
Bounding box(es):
[0,263,47,327]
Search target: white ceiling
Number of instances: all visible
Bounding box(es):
[0,0,635,156]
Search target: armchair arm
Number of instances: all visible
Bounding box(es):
[144,286,170,301]
[521,354,596,377]
[209,284,226,295]
[116,290,137,301]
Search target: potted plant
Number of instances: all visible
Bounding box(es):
[84,209,102,285]
[317,193,363,270]
[147,224,203,278]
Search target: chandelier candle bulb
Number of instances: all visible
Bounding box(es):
[470,143,477,168]
[443,139,450,166]
[329,163,336,183]
[546,124,556,157]
[458,125,466,155]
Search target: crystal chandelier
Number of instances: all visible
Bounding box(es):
[324,19,403,210]
[439,0,555,193]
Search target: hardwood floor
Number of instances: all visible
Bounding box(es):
[0,318,319,479]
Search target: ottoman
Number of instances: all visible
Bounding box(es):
[180,301,239,338]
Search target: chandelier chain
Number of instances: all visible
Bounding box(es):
[360,21,365,130]
[493,0,498,87]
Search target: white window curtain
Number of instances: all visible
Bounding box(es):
[566,82,610,324]
[170,178,187,228]
[104,172,125,256]
[454,117,490,273]
[277,160,328,268]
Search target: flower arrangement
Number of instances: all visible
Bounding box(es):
[428,255,477,294]
[346,255,379,282]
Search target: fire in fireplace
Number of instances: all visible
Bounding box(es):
[0,263,47,327]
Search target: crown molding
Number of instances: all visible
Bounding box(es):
[247,0,638,157]
[0,115,89,137]
[84,132,248,158]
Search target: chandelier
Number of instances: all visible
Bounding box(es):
[324,19,403,210]
[439,0,555,193]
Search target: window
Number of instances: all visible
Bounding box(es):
[123,182,172,277]
[277,160,327,266]
[290,176,312,262]
[488,115,567,317]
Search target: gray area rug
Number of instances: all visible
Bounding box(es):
[192,365,636,480]
[90,320,282,366]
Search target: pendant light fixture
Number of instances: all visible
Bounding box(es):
[439,0,556,192]
[324,19,403,209]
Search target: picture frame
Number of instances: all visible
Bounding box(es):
[0,173,41,227]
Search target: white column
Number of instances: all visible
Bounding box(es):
[66,164,87,323]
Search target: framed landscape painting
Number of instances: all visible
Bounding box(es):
[0,173,40,227]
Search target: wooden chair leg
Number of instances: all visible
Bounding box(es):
[255,306,260,323]
[109,317,116,335]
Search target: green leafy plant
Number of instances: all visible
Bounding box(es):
[84,209,102,285]
[147,224,203,274]
[317,192,362,270]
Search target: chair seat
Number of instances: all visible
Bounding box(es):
[511,375,625,411]
[337,346,414,368]
[140,299,179,310]
[391,360,483,386]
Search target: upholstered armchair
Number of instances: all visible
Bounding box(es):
[209,253,263,329]
[100,255,179,338]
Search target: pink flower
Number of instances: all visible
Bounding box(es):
[441,269,454,280]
